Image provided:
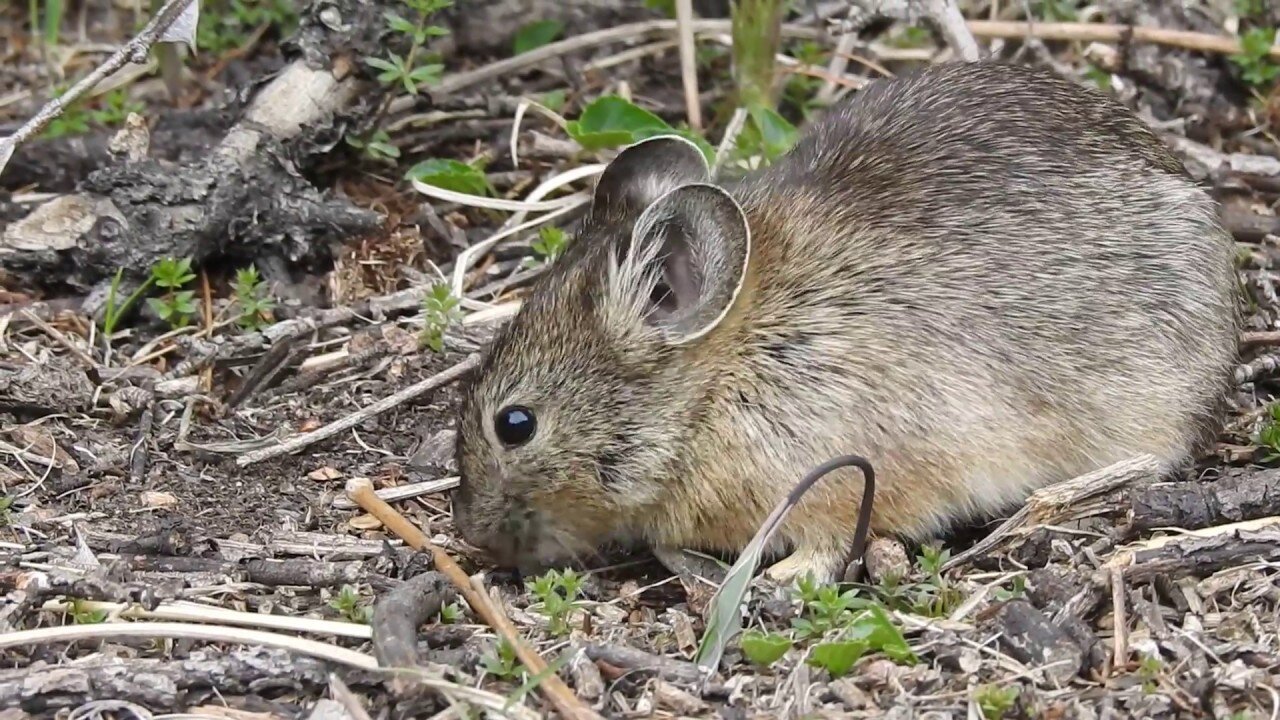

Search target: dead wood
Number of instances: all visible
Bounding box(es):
[585,643,706,685]
[0,647,349,714]
[978,599,1085,687]
[1105,521,1280,585]
[370,570,455,674]
[0,0,397,296]
[1124,470,1280,537]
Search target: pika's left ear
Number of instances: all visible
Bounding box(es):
[609,183,751,344]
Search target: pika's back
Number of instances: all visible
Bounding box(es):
[718,61,1238,475]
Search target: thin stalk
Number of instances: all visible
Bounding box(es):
[730,0,789,111]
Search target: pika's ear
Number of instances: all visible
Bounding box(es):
[609,183,751,344]
[588,135,711,224]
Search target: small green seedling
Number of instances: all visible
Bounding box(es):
[791,576,865,640]
[1231,28,1280,89]
[68,599,107,624]
[521,226,569,269]
[420,282,464,353]
[526,568,584,636]
[146,257,198,328]
[565,95,714,160]
[347,129,401,162]
[439,602,464,624]
[740,629,793,666]
[911,543,963,617]
[480,638,524,680]
[807,638,866,677]
[513,19,564,54]
[231,265,275,330]
[1138,653,1163,693]
[1254,403,1280,461]
[406,158,494,196]
[0,496,12,526]
[367,0,452,95]
[101,268,153,337]
[974,684,1019,720]
[329,584,372,624]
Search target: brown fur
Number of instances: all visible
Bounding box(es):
[450,61,1241,582]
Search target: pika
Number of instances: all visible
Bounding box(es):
[450,61,1240,584]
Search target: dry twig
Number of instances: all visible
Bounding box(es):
[345,478,602,720]
[235,355,479,467]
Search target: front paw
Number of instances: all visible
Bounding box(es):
[764,548,845,587]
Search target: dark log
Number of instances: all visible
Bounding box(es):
[1113,525,1280,585]
[978,599,1084,687]
[0,647,363,714]
[370,571,455,671]
[1124,470,1280,536]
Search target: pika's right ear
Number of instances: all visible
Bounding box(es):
[587,135,711,224]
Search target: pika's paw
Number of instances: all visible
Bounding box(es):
[763,547,846,587]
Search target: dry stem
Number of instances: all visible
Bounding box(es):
[345,478,602,720]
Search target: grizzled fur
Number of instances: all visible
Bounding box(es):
[451,61,1241,582]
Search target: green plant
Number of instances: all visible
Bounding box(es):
[513,19,564,54]
[439,602,464,624]
[231,265,275,330]
[1137,653,1163,693]
[1235,0,1266,18]
[1035,0,1080,22]
[521,226,569,269]
[730,0,789,112]
[791,575,865,639]
[992,575,1027,602]
[406,158,495,196]
[91,88,146,126]
[146,257,198,328]
[807,639,865,677]
[889,25,932,49]
[420,282,464,352]
[346,129,401,163]
[68,599,107,624]
[41,85,91,139]
[368,0,452,95]
[974,684,1019,720]
[480,638,524,680]
[101,268,154,337]
[30,0,64,45]
[1254,403,1280,461]
[910,543,963,617]
[740,629,792,666]
[526,568,585,636]
[0,496,12,526]
[197,0,299,55]
[1231,28,1280,89]
[565,95,714,159]
[329,584,373,624]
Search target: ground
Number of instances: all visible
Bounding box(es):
[1,1,1279,719]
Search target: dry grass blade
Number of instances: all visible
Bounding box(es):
[694,454,875,677]
[0,621,378,669]
[345,478,601,720]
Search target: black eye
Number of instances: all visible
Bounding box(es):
[494,405,537,446]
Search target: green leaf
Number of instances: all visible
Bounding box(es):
[740,630,792,666]
[384,11,416,34]
[146,297,172,320]
[408,63,444,86]
[748,106,799,161]
[406,158,494,196]
[513,19,564,54]
[846,604,917,664]
[565,95,674,151]
[807,640,868,677]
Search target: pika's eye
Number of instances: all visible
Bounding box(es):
[494,405,537,447]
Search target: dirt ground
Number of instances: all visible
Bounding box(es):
[1,1,1279,718]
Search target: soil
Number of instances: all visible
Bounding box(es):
[1,1,1279,719]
